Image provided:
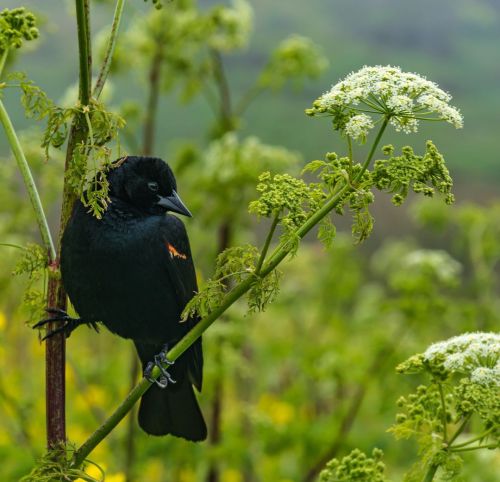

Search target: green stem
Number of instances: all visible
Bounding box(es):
[0,48,8,78]
[72,175,354,467]
[451,444,498,453]
[447,413,471,445]
[93,0,126,99]
[0,99,56,260]
[234,84,263,117]
[210,48,233,133]
[347,135,353,171]
[451,426,495,448]
[72,111,390,466]
[423,463,439,482]
[438,383,448,443]
[255,214,279,275]
[356,116,389,183]
[76,0,91,105]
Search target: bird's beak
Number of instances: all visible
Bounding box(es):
[156,190,192,217]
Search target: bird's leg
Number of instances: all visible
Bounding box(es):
[144,344,176,389]
[33,308,99,341]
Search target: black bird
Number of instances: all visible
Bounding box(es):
[51,156,206,441]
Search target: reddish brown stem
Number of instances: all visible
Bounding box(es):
[45,266,67,448]
[45,0,92,449]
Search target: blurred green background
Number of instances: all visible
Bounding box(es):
[2,0,500,184]
[0,1,499,481]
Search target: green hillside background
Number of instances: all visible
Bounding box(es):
[2,0,499,190]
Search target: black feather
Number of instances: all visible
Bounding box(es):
[60,156,206,441]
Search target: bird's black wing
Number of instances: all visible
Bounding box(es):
[159,214,203,391]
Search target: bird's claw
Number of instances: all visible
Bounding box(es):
[33,307,98,341]
[144,345,176,388]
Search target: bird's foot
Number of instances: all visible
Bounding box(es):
[144,344,176,389]
[33,308,99,340]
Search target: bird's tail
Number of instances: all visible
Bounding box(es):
[134,342,207,441]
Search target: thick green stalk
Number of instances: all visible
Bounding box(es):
[72,181,351,467]
[44,0,93,451]
[423,463,439,482]
[0,99,56,260]
[72,113,389,467]
[93,0,126,99]
[76,0,91,106]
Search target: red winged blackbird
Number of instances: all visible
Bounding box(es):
[57,156,206,441]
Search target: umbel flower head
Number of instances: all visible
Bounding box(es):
[398,332,500,387]
[424,332,500,386]
[307,65,463,139]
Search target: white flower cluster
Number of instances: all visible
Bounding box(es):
[313,65,463,137]
[344,114,374,142]
[424,332,500,386]
[403,249,462,285]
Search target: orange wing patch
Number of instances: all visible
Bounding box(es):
[166,242,187,260]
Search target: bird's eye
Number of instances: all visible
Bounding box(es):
[148,181,159,192]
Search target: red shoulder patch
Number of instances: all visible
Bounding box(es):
[166,242,187,260]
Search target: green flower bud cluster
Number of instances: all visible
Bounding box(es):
[319,448,387,482]
[371,141,454,206]
[0,7,38,52]
[259,35,328,90]
[455,378,499,426]
[249,171,325,228]
[391,384,448,438]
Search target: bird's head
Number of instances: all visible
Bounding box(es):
[107,156,192,217]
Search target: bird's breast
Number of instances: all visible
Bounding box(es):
[62,211,184,344]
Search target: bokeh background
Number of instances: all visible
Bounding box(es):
[0,1,499,481]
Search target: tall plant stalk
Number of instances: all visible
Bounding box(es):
[44,0,92,450]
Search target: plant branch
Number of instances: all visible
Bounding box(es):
[0,48,8,77]
[72,116,388,465]
[356,116,389,183]
[76,0,91,106]
[255,214,279,275]
[44,0,93,451]
[451,444,498,452]
[423,463,439,482]
[0,99,56,260]
[234,84,263,117]
[210,48,233,132]
[93,0,126,99]
[72,177,357,466]
[451,425,495,448]
[447,413,472,445]
[437,382,448,443]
